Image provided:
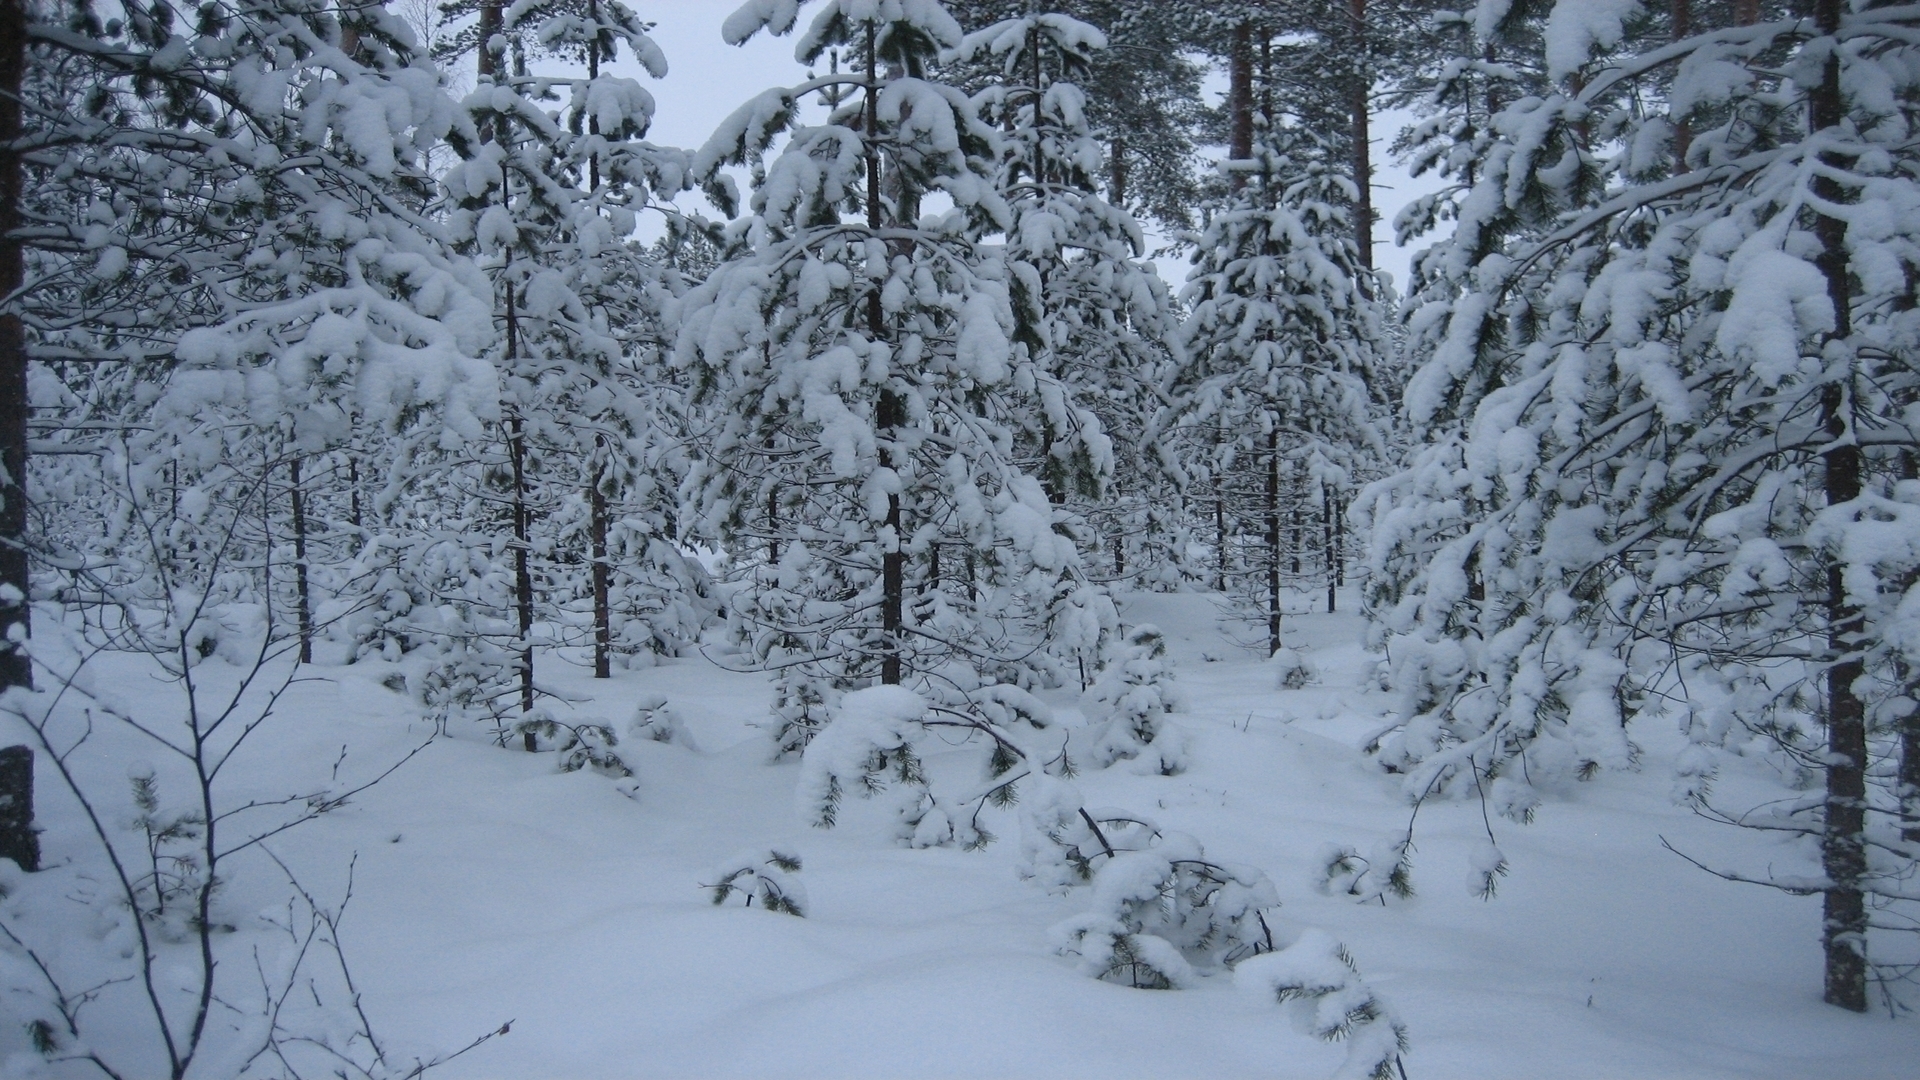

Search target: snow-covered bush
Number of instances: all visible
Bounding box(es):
[630,693,692,747]
[680,0,1111,748]
[1080,623,1187,774]
[1236,929,1409,1080]
[517,710,633,777]
[705,848,807,916]
[1271,647,1316,689]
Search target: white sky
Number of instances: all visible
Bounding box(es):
[624,1,1444,296]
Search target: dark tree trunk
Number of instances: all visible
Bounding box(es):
[1671,0,1692,170]
[1109,136,1126,207]
[1324,488,1336,614]
[1228,21,1253,190]
[0,745,36,871]
[591,466,610,680]
[1335,494,1346,587]
[866,25,903,688]
[509,413,533,718]
[505,275,534,720]
[1214,472,1228,593]
[1811,0,1866,1013]
[1348,0,1373,278]
[289,456,311,664]
[1265,428,1281,656]
[348,454,362,530]
[478,0,502,79]
[0,0,30,691]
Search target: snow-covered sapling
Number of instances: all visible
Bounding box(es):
[1081,623,1187,774]
[1317,837,1415,906]
[516,710,633,777]
[630,693,692,747]
[1236,928,1409,1080]
[704,848,807,916]
[1271,647,1316,689]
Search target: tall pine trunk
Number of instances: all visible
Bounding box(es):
[866,26,903,687]
[1323,488,1336,614]
[1228,21,1252,190]
[1347,0,1373,279]
[591,464,609,680]
[1811,0,1867,1013]
[289,456,311,664]
[1265,429,1281,656]
[0,0,29,690]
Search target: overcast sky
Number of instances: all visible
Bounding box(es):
[623,2,1440,295]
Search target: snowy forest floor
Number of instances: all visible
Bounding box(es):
[26,589,1920,1079]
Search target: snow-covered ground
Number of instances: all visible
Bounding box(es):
[12,589,1920,1079]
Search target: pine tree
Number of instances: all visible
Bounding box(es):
[1360,0,1920,1009]
[682,0,1108,841]
[1172,117,1386,650]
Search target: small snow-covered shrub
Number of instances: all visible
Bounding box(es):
[516,710,632,777]
[761,666,838,759]
[1026,780,1282,988]
[1236,929,1409,1080]
[704,848,807,916]
[1317,838,1415,905]
[1081,623,1187,774]
[799,686,942,845]
[630,693,692,747]
[799,682,1061,850]
[1271,647,1317,689]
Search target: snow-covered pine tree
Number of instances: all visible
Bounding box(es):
[23,0,494,675]
[1171,116,1386,654]
[1359,0,1920,1009]
[8,2,505,1073]
[431,0,704,735]
[680,0,1104,840]
[945,8,1185,607]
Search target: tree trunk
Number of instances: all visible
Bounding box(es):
[289,456,312,664]
[591,465,609,680]
[1228,21,1253,190]
[504,270,534,721]
[1735,0,1759,26]
[509,414,534,720]
[867,25,903,687]
[1214,471,1228,593]
[1811,0,1866,1013]
[1324,488,1336,614]
[0,0,30,691]
[478,0,502,79]
[1109,136,1126,207]
[0,745,36,871]
[1265,428,1281,656]
[1670,0,1692,170]
[1348,0,1373,277]
[348,453,362,530]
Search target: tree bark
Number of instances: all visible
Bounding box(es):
[0,744,36,871]
[1811,0,1867,1013]
[478,0,502,78]
[505,272,534,721]
[867,25,903,687]
[1348,0,1374,277]
[289,456,312,664]
[0,0,30,690]
[591,464,609,680]
[1228,21,1253,190]
[1671,0,1692,171]
[1265,428,1281,656]
[1324,488,1336,614]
